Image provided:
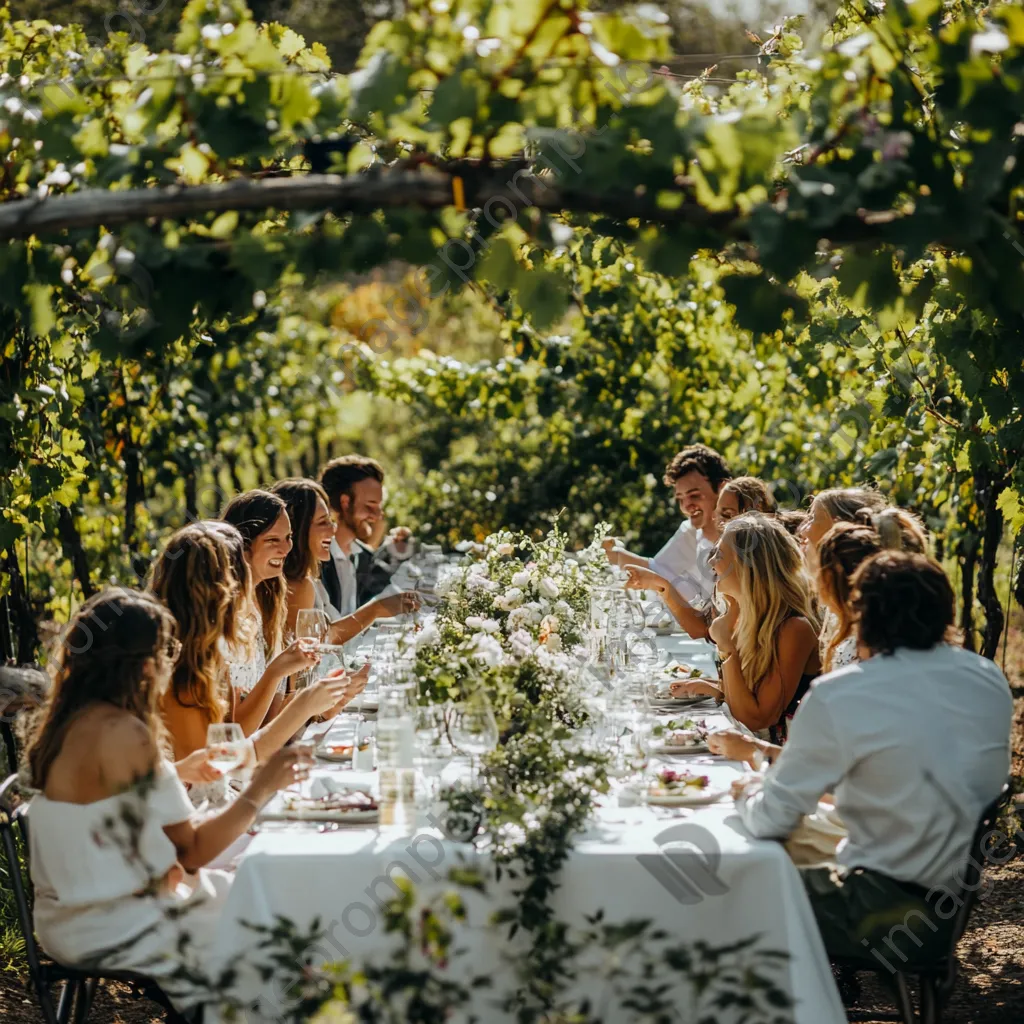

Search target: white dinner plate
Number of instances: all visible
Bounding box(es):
[647,787,727,807]
[654,742,710,755]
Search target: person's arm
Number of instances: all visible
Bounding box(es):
[707,729,782,769]
[326,591,421,645]
[623,565,709,639]
[231,641,319,736]
[600,536,649,568]
[164,747,313,871]
[717,617,818,733]
[736,689,843,840]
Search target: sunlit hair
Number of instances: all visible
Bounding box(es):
[773,509,807,537]
[817,523,883,671]
[719,513,819,693]
[663,444,732,490]
[221,489,288,656]
[851,551,957,655]
[812,487,887,527]
[319,454,384,515]
[719,477,778,519]
[869,507,928,555]
[149,521,244,725]
[271,478,332,583]
[28,589,178,789]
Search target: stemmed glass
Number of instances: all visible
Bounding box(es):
[206,723,246,774]
[450,695,499,786]
[295,608,329,689]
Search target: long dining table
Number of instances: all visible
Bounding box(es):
[211,632,847,1023]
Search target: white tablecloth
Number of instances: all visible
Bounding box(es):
[212,636,846,1023]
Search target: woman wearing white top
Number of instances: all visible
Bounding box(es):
[221,490,321,730]
[26,588,313,1010]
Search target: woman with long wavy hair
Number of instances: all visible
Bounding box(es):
[271,478,419,644]
[150,522,363,794]
[713,476,778,529]
[672,513,821,743]
[220,490,319,732]
[26,588,312,1010]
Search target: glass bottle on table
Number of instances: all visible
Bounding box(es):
[377,687,416,833]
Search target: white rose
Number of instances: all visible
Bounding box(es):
[507,607,531,632]
[497,542,515,556]
[493,586,524,612]
[466,615,500,633]
[543,631,563,652]
[470,633,505,667]
[538,576,560,600]
[508,628,535,658]
[511,569,532,589]
[414,622,440,649]
[524,601,544,624]
[554,599,573,618]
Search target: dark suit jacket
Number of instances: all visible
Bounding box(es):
[320,540,395,612]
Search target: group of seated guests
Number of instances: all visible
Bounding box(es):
[607,443,1013,969]
[23,455,421,1007]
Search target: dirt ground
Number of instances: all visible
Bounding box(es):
[3,621,1023,1023]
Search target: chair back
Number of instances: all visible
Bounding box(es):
[0,774,52,1016]
[948,781,1013,946]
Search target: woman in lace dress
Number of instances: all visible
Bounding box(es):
[26,588,313,1012]
[151,521,365,806]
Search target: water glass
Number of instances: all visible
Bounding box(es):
[206,723,246,774]
[450,696,499,785]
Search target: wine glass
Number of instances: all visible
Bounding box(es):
[414,706,452,804]
[206,723,246,774]
[295,609,329,689]
[450,696,499,786]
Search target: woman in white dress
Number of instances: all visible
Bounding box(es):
[26,588,313,1011]
[221,489,321,732]
[150,522,365,806]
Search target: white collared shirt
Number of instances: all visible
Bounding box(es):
[649,521,716,608]
[329,537,358,619]
[737,644,1012,889]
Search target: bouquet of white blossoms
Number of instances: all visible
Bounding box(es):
[435,522,612,656]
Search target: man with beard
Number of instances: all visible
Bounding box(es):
[318,455,414,617]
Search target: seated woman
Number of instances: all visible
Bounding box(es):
[26,588,312,1010]
[271,478,420,644]
[709,521,883,766]
[735,553,1012,969]
[220,489,319,732]
[150,521,363,803]
[671,513,820,742]
[624,476,776,637]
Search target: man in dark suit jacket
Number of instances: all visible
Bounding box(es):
[318,455,414,616]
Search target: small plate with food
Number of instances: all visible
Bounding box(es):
[653,718,710,755]
[646,769,727,807]
[316,737,373,764]
[273,779,380,823]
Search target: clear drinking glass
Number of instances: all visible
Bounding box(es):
[450,696,499,786]
[295,609,329,688]
[206,723,246,773]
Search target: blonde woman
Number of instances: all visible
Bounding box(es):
[797,487,888,561]
[714,476,778,528]
[672,514,820,743]
[150,522,363,794]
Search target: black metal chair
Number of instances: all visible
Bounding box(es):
[0,775,199,1024]
[835,782,1014,1024]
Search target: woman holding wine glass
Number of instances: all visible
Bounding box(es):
[150,521,366,806]
[220,489,322,731]
[25,588,314,1012]
[271,478,422,645]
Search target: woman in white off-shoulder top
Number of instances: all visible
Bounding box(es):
[26,588,312,1011]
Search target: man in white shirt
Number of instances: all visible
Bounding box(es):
[609,444,731,636]
[737,552,1012,968]
[318,455,415,618]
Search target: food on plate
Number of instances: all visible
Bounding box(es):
[667,662,704,680]
[319,739,372,760]
[648,769,711,797]
[655,717,709,747]
[283,786,378,813]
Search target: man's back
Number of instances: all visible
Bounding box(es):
[810,645,1011,888]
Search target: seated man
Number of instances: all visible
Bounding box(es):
[611,444,731,637]
[736,551,1012,968]
[318,455,414,618]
